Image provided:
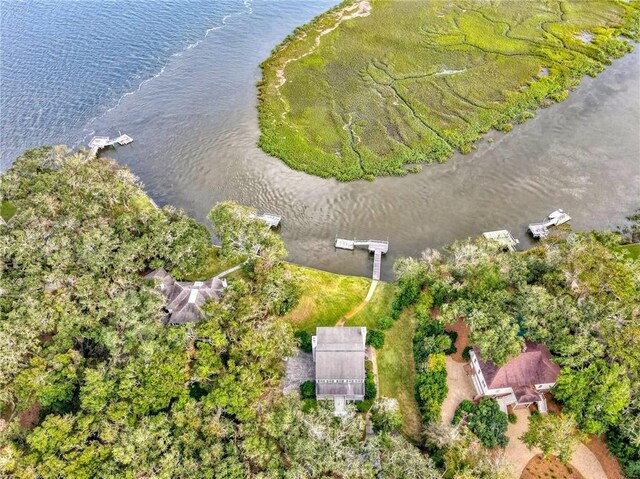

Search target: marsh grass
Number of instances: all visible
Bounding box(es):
[258,0,639,180]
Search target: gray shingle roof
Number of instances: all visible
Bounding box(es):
[144,268,225,324]
[315,327,366,386]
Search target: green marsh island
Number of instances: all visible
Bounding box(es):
[258,0,640,180]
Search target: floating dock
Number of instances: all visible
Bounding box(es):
[88,133,133,157]
[528,209,571,238]
[334,238,389,281]
[252,213,281,229]
[482,230,520,251]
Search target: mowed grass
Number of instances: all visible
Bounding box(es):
[616,243,640,261]
[282,264,371,331]
[178,246,244,281]
[258,0,640,180]
[1,200,16,221]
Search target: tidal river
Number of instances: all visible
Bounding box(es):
[2,0,639,279]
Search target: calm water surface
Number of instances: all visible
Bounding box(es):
[2,0,639,279]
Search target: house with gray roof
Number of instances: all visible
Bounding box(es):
[144,268,226,325]
[312,326,367,415]
[469,340,560,413]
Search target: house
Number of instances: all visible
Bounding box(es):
[312,326,367,416]
[144,268,226,325]
[469,340,560,413]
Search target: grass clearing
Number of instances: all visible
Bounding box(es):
[1,200,16,221]
[616,243,640,261]
[376,307,422,441]
[282,264,371,331]
[258,0,639,180]
[178,246,244,281]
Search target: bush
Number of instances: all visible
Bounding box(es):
[452,399,475,425]
[444,330,458,355]
[301,398,317,413]
[508,412,517,424]
[466,398,509,448]
[365,360,374,372]
[300,380,315,399]
[365,371,377,400]
[357,399,374,413]
[415,353,448,423]
[370,398,403,432]
[366,330,385,349]
[462,346,472,361]
[294,330,312,353]
[378,316,394,330]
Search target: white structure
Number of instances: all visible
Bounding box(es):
[312,327,367,415]
[482,230,519,251]
[469,341,560,413]
[529,209,572,238]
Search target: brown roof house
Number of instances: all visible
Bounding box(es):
[145,268,226,325]
[312,327,367,416]
[469,341,560,413]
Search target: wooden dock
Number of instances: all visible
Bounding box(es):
[88,133,133,157]
[252,213,281,229]
[528,209,571,239]
[482,230,519,251]
[334,238,389,281]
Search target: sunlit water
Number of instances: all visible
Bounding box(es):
[2,0,639,279]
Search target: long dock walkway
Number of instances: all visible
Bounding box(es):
[334,238,388,281]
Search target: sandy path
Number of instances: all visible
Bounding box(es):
[506,408,608,479]
[441,356,476,424]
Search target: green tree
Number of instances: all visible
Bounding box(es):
[520,413,586,463]
[554,360,631,435]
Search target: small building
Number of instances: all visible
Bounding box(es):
[145,268,226,325]
[469,341,560,413]
[312,327,367,415]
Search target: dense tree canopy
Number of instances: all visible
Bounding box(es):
[0,149,441,478]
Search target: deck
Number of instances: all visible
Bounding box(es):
[334,237,389,281]
[88,134,133,156]
[528,209,571,239]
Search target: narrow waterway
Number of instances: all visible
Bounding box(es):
[4,1,639,280]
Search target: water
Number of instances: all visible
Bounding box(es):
[2,1,639,280]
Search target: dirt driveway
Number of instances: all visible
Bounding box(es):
[442,356,476,424]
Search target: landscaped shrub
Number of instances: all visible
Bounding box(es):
[466,398,509,448]
[444,330,458,355]
[365,371,377,400]
[415,353,448,423]
[462,346,472,361]
[366,330,385,349]
[370,398,403,433]
[452,399,475,425]
[377,316,393,330]
[294,330,312,353]
[302,398,317,413]
[508,412,517,424]
[357,399,374,413]
[300,380,315,399]
[365,360,373,372]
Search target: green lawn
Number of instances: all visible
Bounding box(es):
[177,246,244,281]
[258,0,639,180]
[1,200,16,222]
[616,243,640,261]
[282,264,370,331]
